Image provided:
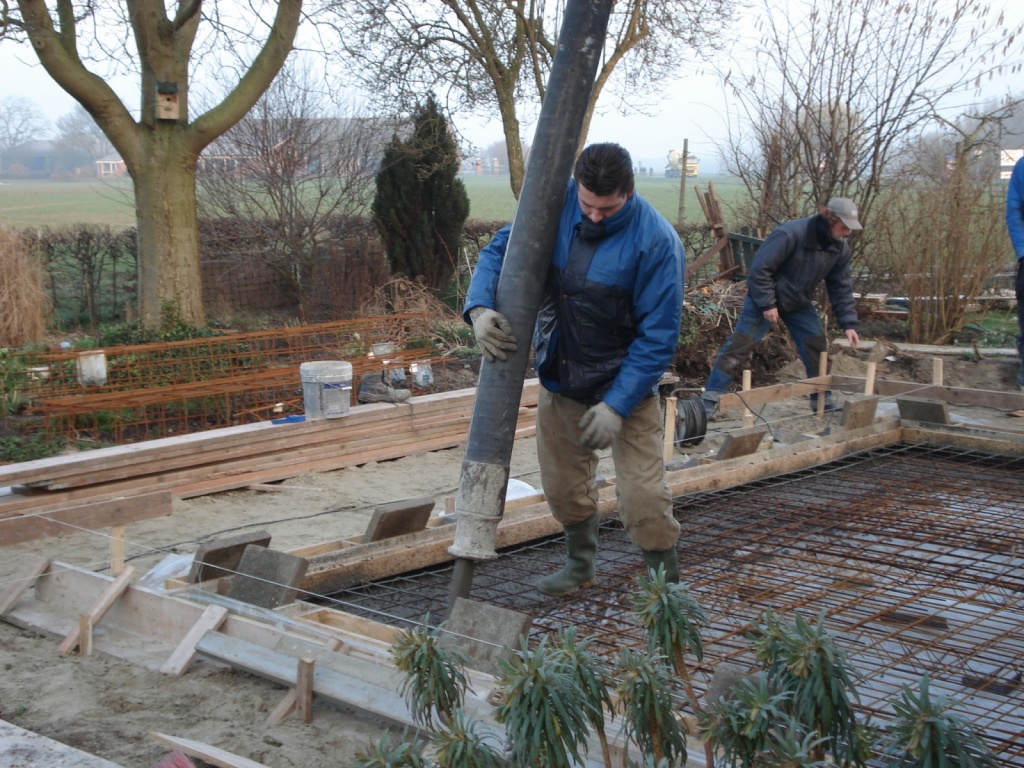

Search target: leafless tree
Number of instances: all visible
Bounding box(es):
[718,0,1024,236]
[1,0,303,327]
[328,0,735,197]
[196,62,394,322]
[0,96,50,170]
[55,105,115,164]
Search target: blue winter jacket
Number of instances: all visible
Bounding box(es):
[1007,156,1024,260]
[464,180,684,419]
[747,215,859,330]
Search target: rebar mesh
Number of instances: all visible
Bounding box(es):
[327,443,1024,764]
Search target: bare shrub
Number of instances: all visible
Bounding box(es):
[0,226,50,347]
[872,146,1006,345]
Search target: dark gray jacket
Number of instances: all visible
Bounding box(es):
[747,215,858,330]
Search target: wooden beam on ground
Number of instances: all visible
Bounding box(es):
[58,566,136,655]
[148,732,270,768]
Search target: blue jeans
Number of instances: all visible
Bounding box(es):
[704,295,828,397]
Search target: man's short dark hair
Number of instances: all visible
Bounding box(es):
[573,142,634,197]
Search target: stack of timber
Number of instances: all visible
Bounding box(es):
[0,382,540,547]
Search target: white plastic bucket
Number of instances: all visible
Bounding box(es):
[300,361,353,420]
[76,350,108,387]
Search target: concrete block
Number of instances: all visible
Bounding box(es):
[440,597,532,676]
[714,428,767,461]
[225,545,308,610]
[840,395,880,430]
[896,397,951,425]
[363,496,435,542]
[188,530,271,583]
[771,428,816,445]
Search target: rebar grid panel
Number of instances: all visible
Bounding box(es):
[15,314,433,400]
[37,352,456,444]
[326,444,1024,764]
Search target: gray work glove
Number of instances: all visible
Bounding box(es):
[469,306,517,362]
[578,402,623,450]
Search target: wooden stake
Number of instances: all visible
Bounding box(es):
[818,351,829,416]
[110,524,125,575]
[297,657,315,724]
[0,557,50,615]
[742,371,753,429]
[932,357,944,387]
[864,362,877,395]
[78,614,93,655]
[58,565,135,655]
[663,396,677,462]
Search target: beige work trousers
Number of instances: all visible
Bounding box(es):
[535,388,680,552]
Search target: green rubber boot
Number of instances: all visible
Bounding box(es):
[535,512,600,597]
[642,547,680,584]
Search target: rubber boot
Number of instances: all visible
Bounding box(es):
[535,512,600,597]
[642,547,680,584]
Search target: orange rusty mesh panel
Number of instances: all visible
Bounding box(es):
[13,314,433,403]
[38,352,454,444]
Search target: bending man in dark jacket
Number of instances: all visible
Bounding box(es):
[701,199,862,419]
[463,143,685,596]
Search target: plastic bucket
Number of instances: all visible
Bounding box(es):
[300,361,353,420]
[76,350,108,387]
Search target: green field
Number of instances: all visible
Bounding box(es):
[0,173,746,230]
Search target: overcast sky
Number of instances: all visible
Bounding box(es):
[2,0,1022,175]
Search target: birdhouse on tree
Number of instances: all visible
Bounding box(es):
[156,81,180,121]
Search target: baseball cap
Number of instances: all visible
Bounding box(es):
[826,198,863,231]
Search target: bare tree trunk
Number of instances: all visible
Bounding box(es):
[132,142,205,327]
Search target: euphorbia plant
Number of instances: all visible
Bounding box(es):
[614,647,688,765]
[494,636,593,768]
[391,615,469,730]
[880,673,997,768]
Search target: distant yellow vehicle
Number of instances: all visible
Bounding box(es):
[665,150,699,178]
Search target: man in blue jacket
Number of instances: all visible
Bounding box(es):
[700,198,862,419]
[1006,155,1024,392]
[463,143,684,596]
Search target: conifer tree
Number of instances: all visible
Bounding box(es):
[373,96,470,291]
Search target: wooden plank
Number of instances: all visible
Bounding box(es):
[161,605,230,676]
[148,732,270,768]
[832,376,1024,411]
[1,381,539,491]
[718,376,831,411]
[58,566,136,654]
[193,632,414,730]
[0,492,172,547]
[0,557,50,615]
